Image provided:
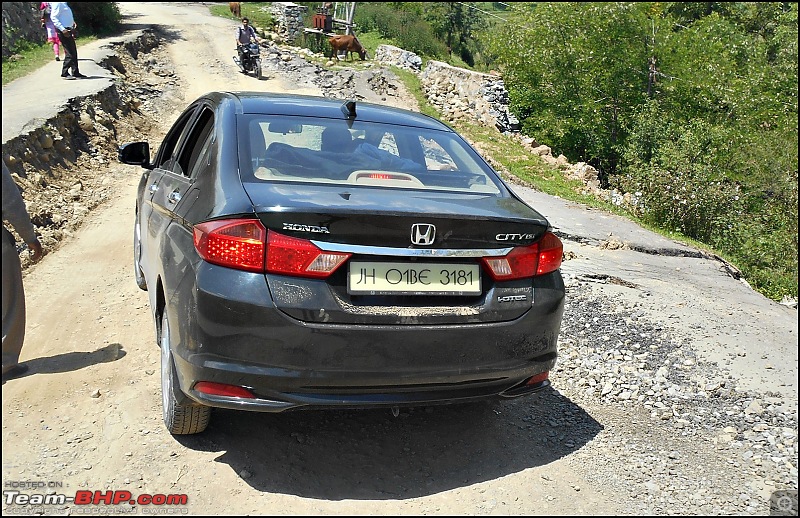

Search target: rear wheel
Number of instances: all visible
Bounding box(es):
[160,309,210,435]
[133,215,147,291]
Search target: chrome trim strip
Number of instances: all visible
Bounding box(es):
[310,241,513,257]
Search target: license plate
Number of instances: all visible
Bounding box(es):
[348,261,481,295]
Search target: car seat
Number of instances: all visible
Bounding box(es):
[321,127,353,152]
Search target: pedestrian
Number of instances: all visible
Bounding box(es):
[39,2,61,62]
[2,161,44,381]
[49,2,86,79]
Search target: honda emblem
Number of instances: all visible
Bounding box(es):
[411,223,436,246]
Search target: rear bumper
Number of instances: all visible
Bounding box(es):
[175,350,556,412]
[167,265,564,412]
[185,378,553,412]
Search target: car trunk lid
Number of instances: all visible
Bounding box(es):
[242,182,552,325]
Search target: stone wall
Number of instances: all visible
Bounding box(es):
[2,2,45,59]
[374,44,421,72]
[419,60,519,134]
[390,52,618,203]
[268,2,307,45]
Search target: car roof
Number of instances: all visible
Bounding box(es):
[202,91,452,131]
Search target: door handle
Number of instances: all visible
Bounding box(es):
[168,191,182,204]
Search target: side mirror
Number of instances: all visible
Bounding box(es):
[118,142,153,169]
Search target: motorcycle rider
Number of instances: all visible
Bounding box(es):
[235,17,258,69]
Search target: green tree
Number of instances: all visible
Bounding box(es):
[353,3,447,57]
[488,2,797,299]
[424,2,487,66]
[487,2,656,180]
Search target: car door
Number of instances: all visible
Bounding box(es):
[139,105,199,287]
[152,105,216,305]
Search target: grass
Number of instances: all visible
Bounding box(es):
[2,36,97,86]
[207,2,273,34]
[456,117,733,254]
[355,31,394,59]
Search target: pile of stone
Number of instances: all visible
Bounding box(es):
[479,79,520,132]
[374,44,422,72]
[557,283,799,499]
[268,2,307,45]
[1,2,45,59]
[419,60,519,134]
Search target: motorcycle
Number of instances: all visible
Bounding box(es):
[234,41,262,79]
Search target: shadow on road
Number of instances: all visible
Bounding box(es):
[173,387,602,500]
[4,343,126,383]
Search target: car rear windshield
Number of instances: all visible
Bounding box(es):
[239,116,504,194]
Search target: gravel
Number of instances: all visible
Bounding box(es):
[549,278,798,514]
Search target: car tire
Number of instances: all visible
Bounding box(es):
[160,309,210,435]
[133,216,147,291]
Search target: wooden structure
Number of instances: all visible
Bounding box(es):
[304,2,358,43]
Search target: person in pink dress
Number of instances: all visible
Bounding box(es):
[40,2,61,61]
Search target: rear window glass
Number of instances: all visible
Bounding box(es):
[239,116,503,194]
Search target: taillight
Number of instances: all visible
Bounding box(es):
[526,371,549,385]
[193,222,351,278]
[266,230,350,278]
[535,232,563,275]
[194,381,255,398]
[482,231,563,280]
[193,219,266,272]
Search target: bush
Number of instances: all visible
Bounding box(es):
[70,3,121,36]
[354,3,445,58]
[617,100,798,299]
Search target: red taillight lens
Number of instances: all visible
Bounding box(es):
[526,371,549,385]
[193,219,266,272]
[194,382,255,398]
[266,230,351,278]
[482,231,563,280]
[193,222,351,278]
[535,231,563,275]
[483,245,538,280]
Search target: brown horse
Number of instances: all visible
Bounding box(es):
[229,2,241,18]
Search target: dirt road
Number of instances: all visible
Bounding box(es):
[2,3,797,516]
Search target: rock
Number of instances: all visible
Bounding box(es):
[79,113,96,132]
[541,154,558,166]
[532,144,552,157]
[39,134,54,149]
[744,400,764,416]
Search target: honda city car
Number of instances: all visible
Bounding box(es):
[118,92,565,435]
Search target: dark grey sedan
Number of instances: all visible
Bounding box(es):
[119,92,565,435]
